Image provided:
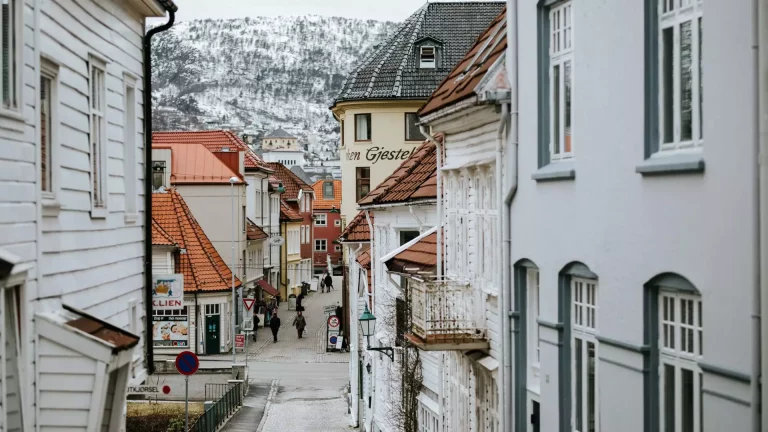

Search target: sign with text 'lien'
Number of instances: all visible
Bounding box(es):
[153,274,184,310]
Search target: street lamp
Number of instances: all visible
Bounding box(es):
[358,304,394,361]
[230,176,239,365]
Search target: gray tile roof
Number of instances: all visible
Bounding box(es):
[290,166,313,185]
[332,1,505,105]
[264,127,296,139]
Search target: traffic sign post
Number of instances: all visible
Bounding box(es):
[175,351,199,431]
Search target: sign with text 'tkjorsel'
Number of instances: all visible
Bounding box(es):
[153,274,184,310]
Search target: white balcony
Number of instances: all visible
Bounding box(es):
[406,277,488,351]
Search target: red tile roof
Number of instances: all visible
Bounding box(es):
[152,189,242,292]
[267,163,314,201]
[280,200,302,222]
[152,220,176,246]
[357,138,440,207]
[154,143,245,185]
[246,218,268,241]
[385,231,438,276]
[312,179,342,211]
[153,130,271,171]
[338,211,372,243]
[418,8,508,117]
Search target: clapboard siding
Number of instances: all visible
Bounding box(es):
[443,122,498,168]
[152,249,173,274]
[37,337,98,429]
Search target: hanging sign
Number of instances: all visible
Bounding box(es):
[235,334,245,348]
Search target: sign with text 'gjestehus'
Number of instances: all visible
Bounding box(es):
[153,274,184,310]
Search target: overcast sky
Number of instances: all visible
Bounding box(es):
[151,0,502,24]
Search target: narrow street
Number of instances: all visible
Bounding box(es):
[222,276,350,431]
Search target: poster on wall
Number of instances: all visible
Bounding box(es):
[153,274,184,310]
[152,316,189,347]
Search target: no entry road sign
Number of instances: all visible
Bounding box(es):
[175,351,199,376]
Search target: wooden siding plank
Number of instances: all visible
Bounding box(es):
[0,137,35,164]
[42,242,141,275]
[54,270,142,309]
[0,223,36,246]
[38,356,97,374]
[39,407,90,427]
[39,391,93,410]
[0,203,36,224]
[42,226,142,252]
[38,374,96,392]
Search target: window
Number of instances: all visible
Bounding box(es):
[204,304,218,315]
[315,213,327,226]
[341,119,345,147]
[4,285,23,432]
[476,367,500,432]
[572,278,598,432]
[123,75,138,218]
[418,400,440,432]
[243,207,246,233]
[399,230,419,246]
[549,1,573,160]
[323,181,334,199]
[152,161,166,190]
[527,268,541,390]
[1,0,21,113]
[395,297,406,346]
[356,167,370,202]
[334,219,341,227]
[405,113,423,141]
[89,56,107,214]
[355,114,371,141]
[658,0,703,152]
[334,245,341,251]
[660,291,702,432]
[419,46,436,69]
[40,74,53,193]
[315,239,327,252]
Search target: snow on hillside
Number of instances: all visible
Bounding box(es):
[151,15,398,160]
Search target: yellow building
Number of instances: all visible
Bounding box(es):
[330,2,506,223]
[280,201,303,298]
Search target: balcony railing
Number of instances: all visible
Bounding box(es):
[406,278,488,351]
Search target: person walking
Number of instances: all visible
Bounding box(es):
[269,310,281,343]
[293,311,307,339]
[324,273,333,291]
[319,273,326,293]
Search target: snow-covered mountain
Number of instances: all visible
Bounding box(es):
[151,16,398,160]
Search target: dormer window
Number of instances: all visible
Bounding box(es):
[420,46,436,69]
[323,181,334,199]
[152,161,166,190]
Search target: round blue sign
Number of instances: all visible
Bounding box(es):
[175,350,199,376]
[329,336,338,344]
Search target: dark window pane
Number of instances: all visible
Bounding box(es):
[355,114,371,141]
[552,64,560,154]
[406,113,422,141]
[564,60,572,153]
[680,20,693,141]
[662,27,674,144]
[682,368,694,432]
[699,17,703,140]
[575,337,583,431]
[2,2,11,107]
[664,364,675,432]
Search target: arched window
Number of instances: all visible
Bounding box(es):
[643,273,703,432]
[558,261,599,432]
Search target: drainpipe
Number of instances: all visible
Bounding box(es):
[350,241,363,428]
[503,2,519,431]
[409,205,425,233]
[419,125,442,278]
[364,210,374,309]
[143,4,176,376]
[757,0,768,427]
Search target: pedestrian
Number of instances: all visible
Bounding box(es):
[269,311,281,343]
[293,311,307,339]
[324,273,333,291]
[252,314,261,342]
[319,273,326,293]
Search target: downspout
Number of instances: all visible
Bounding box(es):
[419,125,442,278]
[364,210,374,309]
[363,210,375,430]
[757,0,768,427]
[351,241,363,428]
[504,2,519,431]
[143,4,176,376]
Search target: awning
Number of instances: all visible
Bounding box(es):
[257,279,279,297]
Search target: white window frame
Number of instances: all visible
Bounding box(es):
[659,291,703,432]
[571,277,598,432]
[0,0,23,120]
[2,283,25,432]
[89,55,108,218]
[549,1,574,161]
[315,239,327,252]
[419,46,436,69]
[334,219,341,227]
[40,58,62,216]
[418,398,440,432]
[527,268,541,393]
[123,73,138,223]
[657,0,703,153]
[476,368,499,432]
[315,213,327,226]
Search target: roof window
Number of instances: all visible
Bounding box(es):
[420,46,436,69]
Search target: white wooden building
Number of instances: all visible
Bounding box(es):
[355,142,439,432]
[0,0,176,430]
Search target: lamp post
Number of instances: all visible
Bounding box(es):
[230,176,239,365]
[358,304,394,361]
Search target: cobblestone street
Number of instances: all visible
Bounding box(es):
[221,277,352,431]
